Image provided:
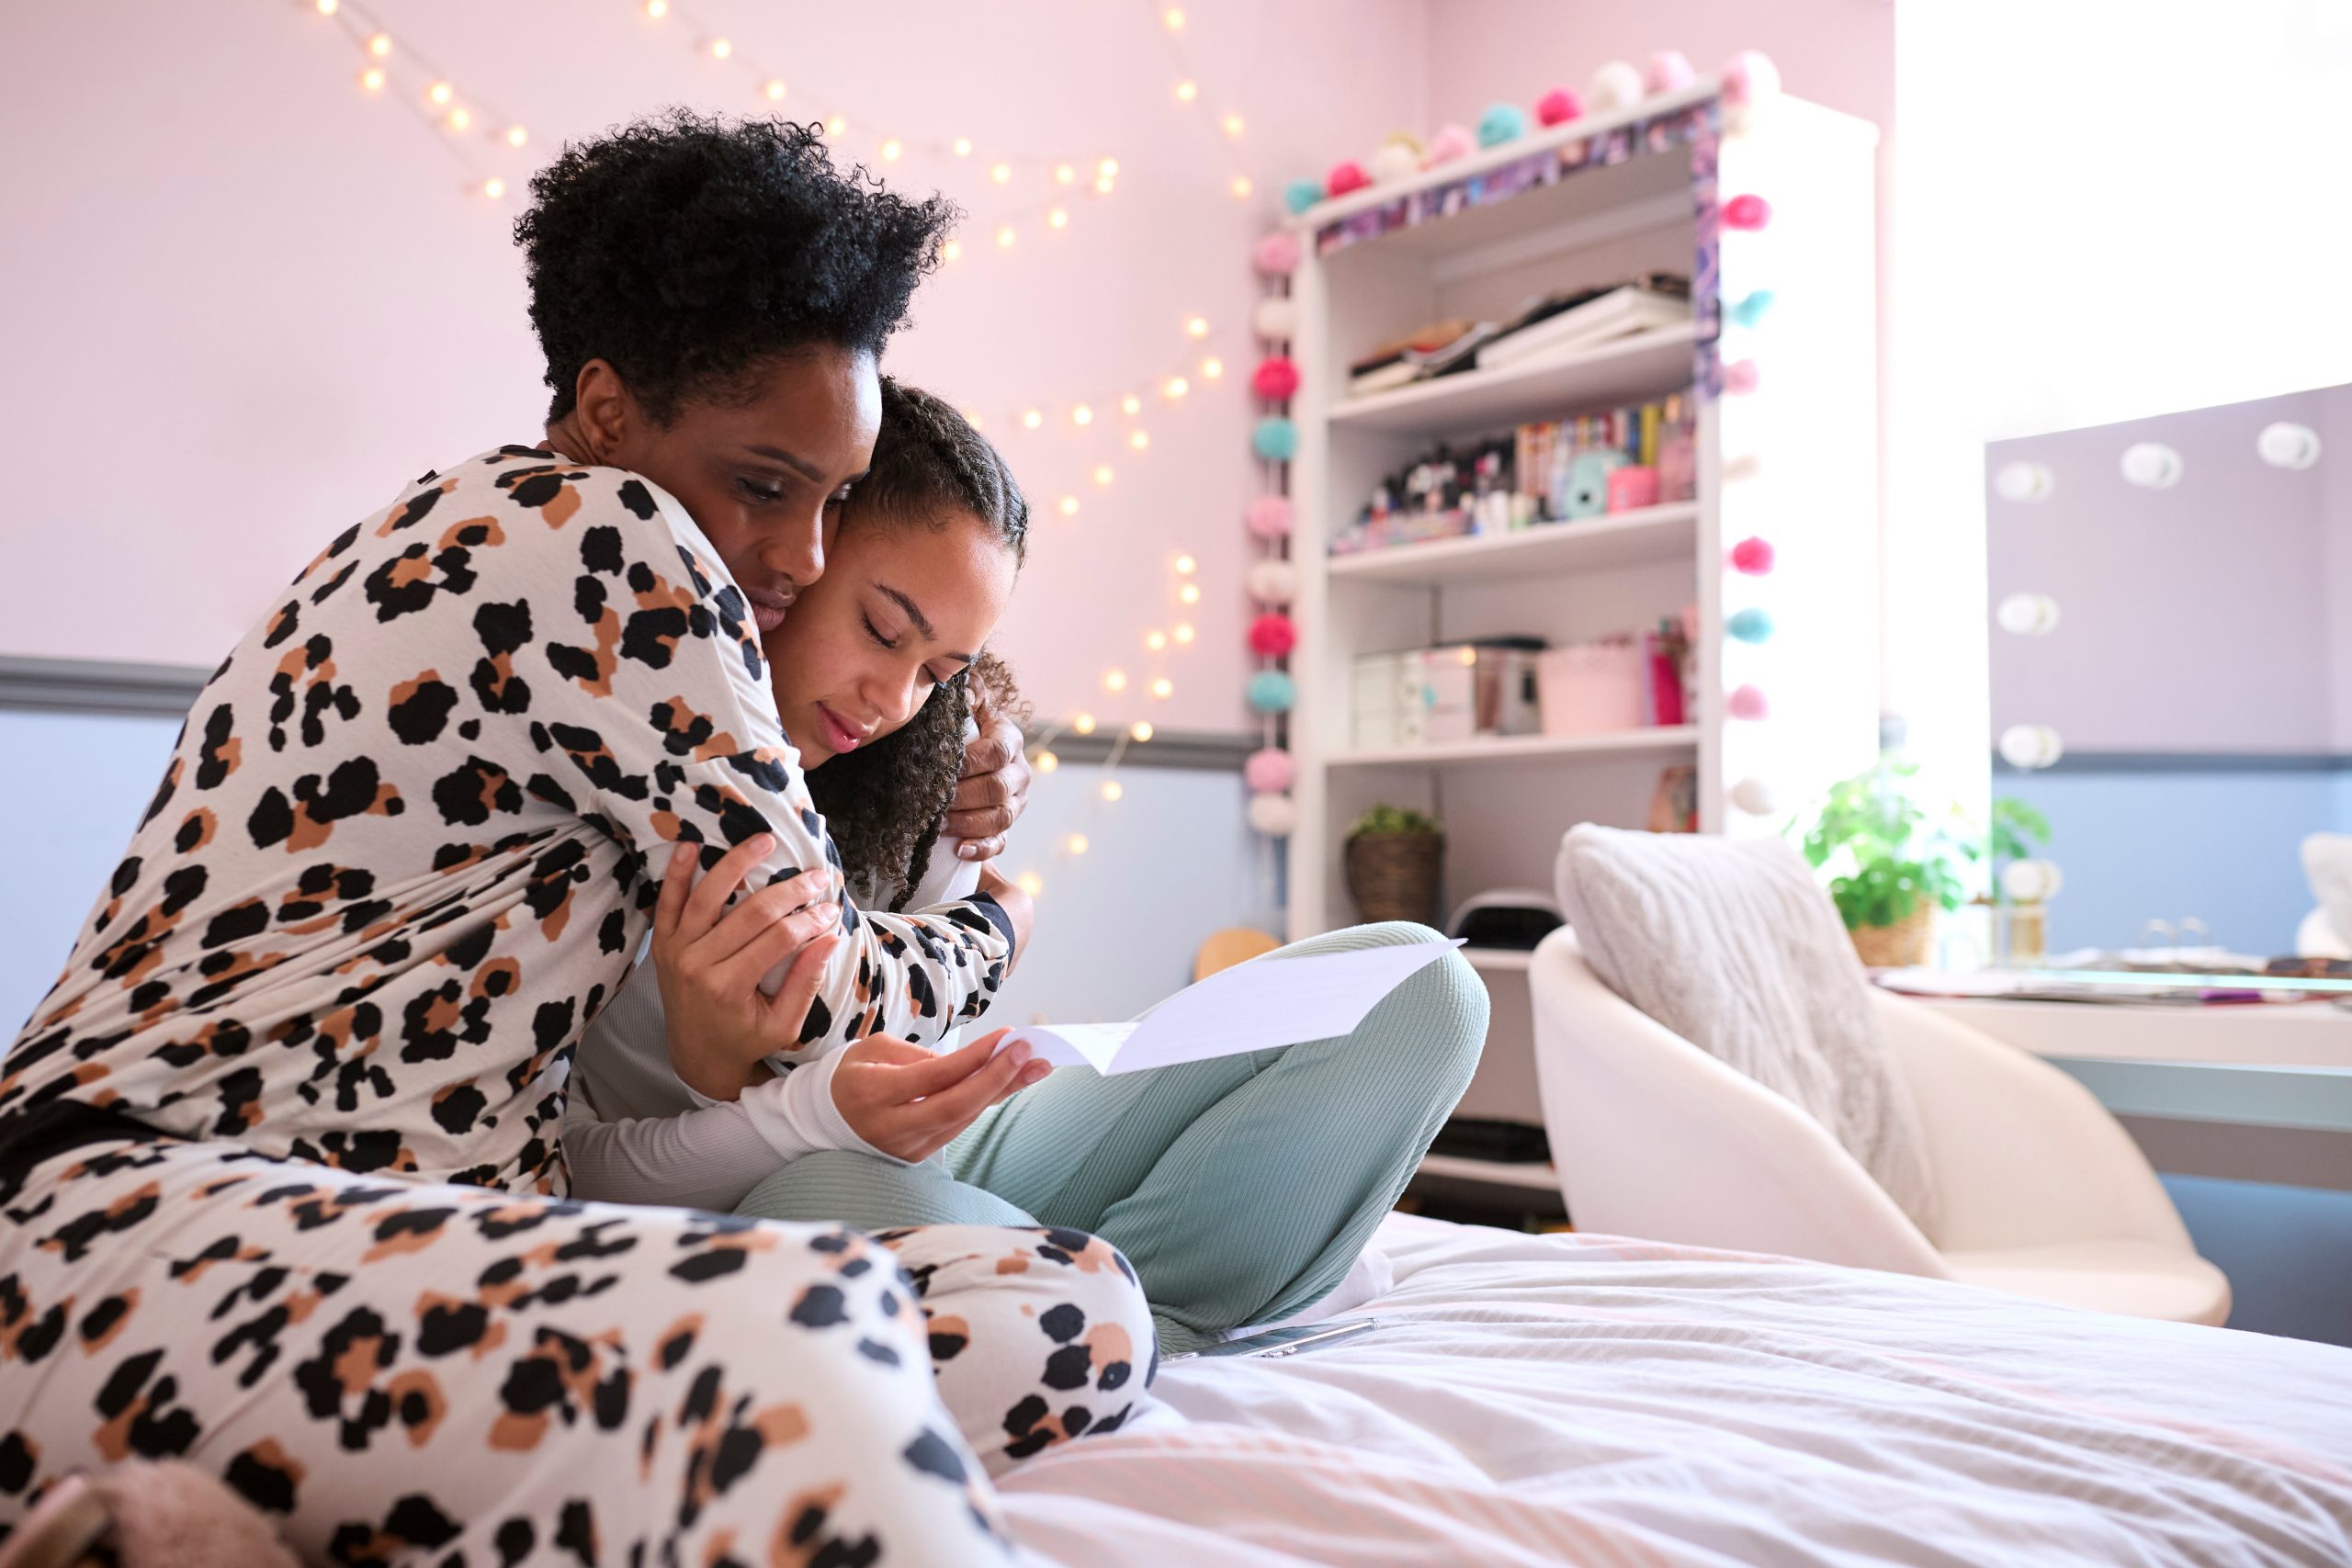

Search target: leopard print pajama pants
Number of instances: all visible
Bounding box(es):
[0,1135,1153,1564]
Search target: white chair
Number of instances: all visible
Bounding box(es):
[1529,928,2232,1325]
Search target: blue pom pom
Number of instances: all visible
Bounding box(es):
[1476,102,1528,148]
[1252,416,1299,463]
[1726,607,1776,644]
[1248,671,1296,714]
[1728,288,1778,329]
[1283,177,1325,215]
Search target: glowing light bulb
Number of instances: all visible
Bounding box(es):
[1101,780,1124,802]
[709,37,732,58]
[1057,496,1080,517]
[1178,582,1202,604]
[482,176,506,199]
[826,114,848,137]
[1066,833,1090,855]
[881,139,903,161]
[1175,554,1197,575]
[314,0,337,14]
[446,107,470,131]
[1121,394,1142,416]
[965,410,983,428]
[1021,409,1043,430]
[1071,404,1093,426]
[1035,750,1060,773]
[1221,112,1245,139]
[1094,175,1115,196]
[1128,431,1149,452]
[1048,208,1070,230]
[1176,80,1198,103]
[506,125,527,147]
[1230,175,1254,199]
[644,0,667,15]
[358,67,386,92]
[942,239,963,263]
[764,80,787,102]
[428,81,453,106]
[1131,721,1155,742]
[1016,871,1044,897]
[953,137,973,157]
[1145,630,1168,651]
[996,224,1015,248]
[1173,623,1195,644]
[989,162,1012,186]
[1055,163,1076,185]
[367,32,391,57]
[1104,669,1128,693]
[1150,677,1174,700]
[1073,712,1098,734]
[1162,7,1185,29]
[1185,315,1209,338]
[1093,464,1114,487]
[1163,376,1189,400]
[1098,158,1120,179]
[1200,356,1224,378]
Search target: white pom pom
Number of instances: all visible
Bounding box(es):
[1246,558,1297,605]
[2257,422,2322,470]
[2002,858,2064,903]
[1251,296,1297,343]
[1993,461,2054,502]
[1586,61,1645,112]
[1368,141,1419,184]
[1729,776,1777,816]
[1998,724,2064,771]
[1996,592,2061,636]
[1246,792,1296,837]
[2120,442,2183,490]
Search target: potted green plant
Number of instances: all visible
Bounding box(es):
[1344,805,1444,925]
[1792,762,1978,967]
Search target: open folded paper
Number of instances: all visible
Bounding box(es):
[989,939,1465,1076]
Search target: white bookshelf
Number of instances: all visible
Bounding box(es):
[1283,86,1883,959]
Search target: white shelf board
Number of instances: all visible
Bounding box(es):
[1329,725,1699,770]
[1327,503,1697,587]
[1462,947,1534,972]
[1414,1152,1561,1192]
[1329,325,1699,439]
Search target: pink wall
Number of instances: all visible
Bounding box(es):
[0,0,1427,735]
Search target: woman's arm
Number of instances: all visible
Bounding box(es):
[564,1051,878,1210]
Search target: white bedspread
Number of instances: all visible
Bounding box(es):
[999,1217,2352,1566]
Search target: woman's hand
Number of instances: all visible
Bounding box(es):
[946,711,1031,861]
[832,1030,1052,1162]
[652,835,842,1102]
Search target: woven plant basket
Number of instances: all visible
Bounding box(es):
[1849,902,1933,968]
[1345,830,1444,925]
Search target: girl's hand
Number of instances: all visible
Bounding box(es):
[652,836,842,1102]
[832,1030,1052,1162]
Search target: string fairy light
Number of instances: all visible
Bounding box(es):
[1102,779,1124,801]
[1073,713,1098,735]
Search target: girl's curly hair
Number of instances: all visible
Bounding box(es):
[806,379,1030,910]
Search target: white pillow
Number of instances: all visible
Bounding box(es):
[1555,825,1941,1233]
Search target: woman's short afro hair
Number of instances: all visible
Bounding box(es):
[514,109,956,423]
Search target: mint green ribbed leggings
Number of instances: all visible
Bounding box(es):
[734,922,1487,1353]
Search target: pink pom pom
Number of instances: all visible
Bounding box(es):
[1722,193,1772,231]
[1425,124,1476,164]
[1326,160,1370,197]
[1251,231,1303,276]
[1243,747,1295,794]
[1535,88,1583,127]
[1645,50,1696,94]
[1721,50,1781,107]
[1726,683,1770,722]
[1245,495,1294,539]
[1250,355,1300,401]
[1729,536,1775,575]
[1724,358,1761,395]
[1248,612,1298,658]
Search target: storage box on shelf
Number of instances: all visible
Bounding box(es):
[1280,85,1883,1200]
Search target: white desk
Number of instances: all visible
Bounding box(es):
[1917,998,2352,1070]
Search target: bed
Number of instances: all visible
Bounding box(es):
[998,1215,2352,1566]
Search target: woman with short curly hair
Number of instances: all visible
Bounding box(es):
[0,113,1149,1562]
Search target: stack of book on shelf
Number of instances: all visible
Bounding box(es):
[1344,275,1690,400]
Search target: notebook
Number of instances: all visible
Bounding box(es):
[1475,285,1691,371]
[990,940,1464,1075]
